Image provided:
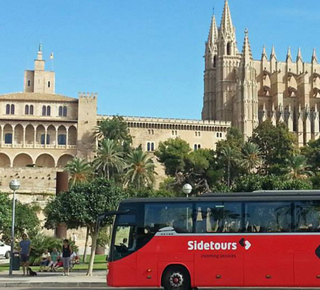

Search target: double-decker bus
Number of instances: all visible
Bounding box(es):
[107,191,320,289]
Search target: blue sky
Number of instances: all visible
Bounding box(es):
[1,0,320,119]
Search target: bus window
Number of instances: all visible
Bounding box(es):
[244,201,292,232]
[294,201,320,232]
[144,203,193,233]
[195,202,242,233]
[112,225,136,260]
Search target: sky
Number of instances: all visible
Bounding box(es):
[1,0,320,119]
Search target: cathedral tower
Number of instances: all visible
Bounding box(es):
[202,1,319,145]
[202,0,257,138]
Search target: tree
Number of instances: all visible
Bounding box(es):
[240,142,264,173]
[301,138,320,172]
[92,138,126,179]
[286,155,313,179]
[0,193,40,242]
[64,157,93,187]
[44,178,126,276]
[249,120,296,175]
[154,138,191,176]
[184,149,215,193]
[215,127,243,187]
[95,116,132,152]
[124,149,156,189]
[219,145,240,187]
[233,174,312,192]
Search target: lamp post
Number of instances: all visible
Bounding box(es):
[182,183,192,198]
[9,179,20,275]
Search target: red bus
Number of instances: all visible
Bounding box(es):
[107,191,320,289]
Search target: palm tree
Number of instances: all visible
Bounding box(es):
[219,145,240,187]
[286,155,313,179]
[64,157,93,187]
[92,139,126,179]
[95,116,132,143]
[124,149,156,189]
[240,142,264,173]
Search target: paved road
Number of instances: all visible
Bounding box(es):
[3,288,156,290]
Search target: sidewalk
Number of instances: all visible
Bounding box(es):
[0,269,107,288]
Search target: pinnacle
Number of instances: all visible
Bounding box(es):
[312,48,318,63]
[261,45,268,60]
[270,45,277,60]
[286,47,292,62]
[241,29,252,61]
[297,47,303,62]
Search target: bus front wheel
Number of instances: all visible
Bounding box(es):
[162,265,191,290]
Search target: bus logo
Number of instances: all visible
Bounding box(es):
[239,238,251,250]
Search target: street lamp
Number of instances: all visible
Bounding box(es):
[182,183,192,198]
[9,179,20,275]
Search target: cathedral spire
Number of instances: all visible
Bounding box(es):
[261,45,268,61]
[312,48,318,63]
[286,47,292,62]
[207,14,218,46]
[220,0,234,34]
[297,47,303,62]
[241,29,252,62]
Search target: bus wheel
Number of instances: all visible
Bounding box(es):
[162,266,191,290]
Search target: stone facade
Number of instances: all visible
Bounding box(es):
[202,0,320,146]
[0,46,97,193]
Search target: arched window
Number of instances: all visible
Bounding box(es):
[48,81,51,88]
[213,55,217,68]
[10,104,15,114]
[151,142,155,151]
[6,104,10,114]
[63,106,67,117]
[5,133,12,144]
[27,80,31,87]
[41,134,50,145]
[147,142,150,152]
[58,134,66,145]
[58,106,63,116]
[42,106,46,116]
[47,106,51,116]
[30,105,34,115]
[227,42,231,56]
[25,105,29,115]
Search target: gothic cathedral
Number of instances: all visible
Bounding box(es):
[202,0,320,146]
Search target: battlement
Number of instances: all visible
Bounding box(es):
[98,114,231,128]
[78,92,97,99]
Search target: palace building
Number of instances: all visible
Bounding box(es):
[0,45,229,194]
[202,0,320,146]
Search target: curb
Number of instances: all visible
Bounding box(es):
[0,282,106,288]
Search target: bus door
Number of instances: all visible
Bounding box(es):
[109,207,138,287]
[194,202,244,287]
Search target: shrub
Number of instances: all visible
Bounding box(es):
[28,233,78,266]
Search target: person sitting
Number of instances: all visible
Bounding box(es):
[52,257,63,271]
[39,249,51,272]
[48,248,60,272]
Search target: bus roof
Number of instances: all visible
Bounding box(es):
[120,191,320,204]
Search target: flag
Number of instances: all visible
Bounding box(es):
[50,52,54,59]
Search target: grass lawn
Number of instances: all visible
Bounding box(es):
[0,255,107,272]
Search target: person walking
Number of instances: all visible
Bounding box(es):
[19,233,31,276]
[62,239,72,276]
